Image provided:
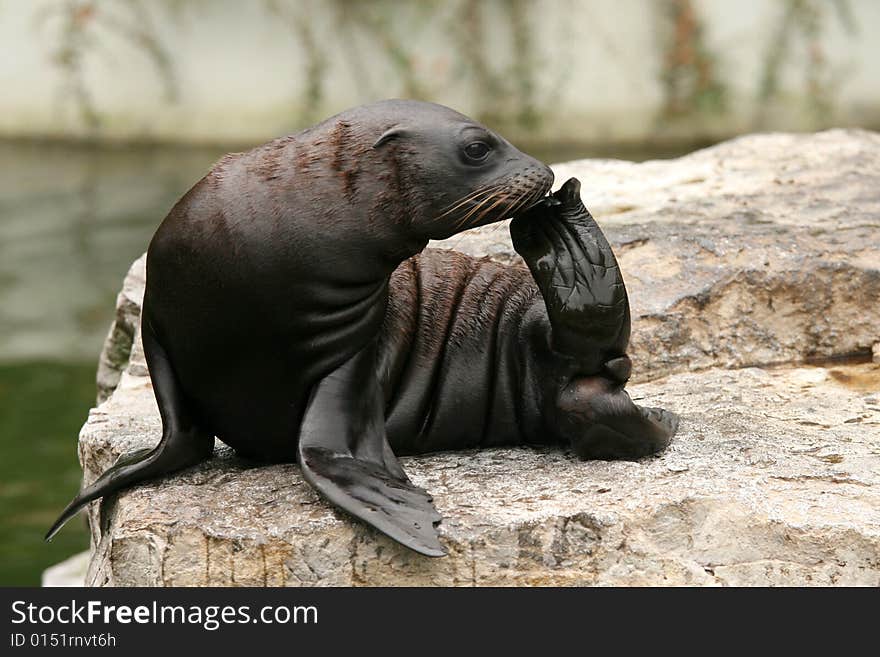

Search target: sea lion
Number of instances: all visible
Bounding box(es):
[48,100,678,557]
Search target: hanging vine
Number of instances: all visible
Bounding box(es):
[33,0,550,135]
[755,0,857,127]
[506,0,540,130]
[450,0,541,131]
[451,0,504,124]
[36,0,181,131]
[656,0,727,123]
[264,0,328,125]
[40,1,101,130]
[29,0,865,140]
[330,0,429,100]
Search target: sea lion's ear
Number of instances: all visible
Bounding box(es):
[372,126,409,149]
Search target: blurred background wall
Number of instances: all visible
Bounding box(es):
[2,0,879,148]
[1,0,878,585]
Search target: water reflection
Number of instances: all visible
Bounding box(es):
[0,141,227,362]
[0,140,225,584]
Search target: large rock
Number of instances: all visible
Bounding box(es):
[84,361,880,586]
[455,129,880,378]
[80,130,880,586]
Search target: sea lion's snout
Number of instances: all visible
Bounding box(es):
[427,158,554,238]
[509,177,588,266]
[502,161,555,217]
[524,159,555,202]
[522,177,580,214]
[510,175,578,225]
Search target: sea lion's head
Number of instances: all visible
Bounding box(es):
[367,100,554,241]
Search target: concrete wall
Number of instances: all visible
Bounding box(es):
[1,0,879,146]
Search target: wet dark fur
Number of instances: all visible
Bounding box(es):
[380,250,550,454]
[48,100,677,556]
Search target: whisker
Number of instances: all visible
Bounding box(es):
[433,183,507,220]
[473,191,513,226]
[471,189,514,225]
[483,189,525,227]
[455,192,500,231]
[505,188,534,217]
[463,184,532,233]
[433,177,546,253]
[444,198,500,251]
[444,188,525,252]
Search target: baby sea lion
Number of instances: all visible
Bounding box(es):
[48,100,678,556]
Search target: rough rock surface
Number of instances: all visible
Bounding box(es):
[96,254,146,404]
[454,129,880,378]
[77,130,879,586]
[84,361,880,586]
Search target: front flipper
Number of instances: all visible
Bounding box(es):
[298,343,446,557]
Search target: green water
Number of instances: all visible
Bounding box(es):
[0,362,97,585]
[0,138,693,585]
[0,140,227,585]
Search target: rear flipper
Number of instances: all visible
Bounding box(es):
[512,177,677,458]
[298,343,445,557]
[557,375,679,460]
[46,319,214,540]
[511,177,630,368]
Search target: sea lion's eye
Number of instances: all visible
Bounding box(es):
[464,141,491,162]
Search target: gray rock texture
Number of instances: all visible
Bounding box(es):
[96,254,146,404]
[455,129,880,378]
[78,129,880,586]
